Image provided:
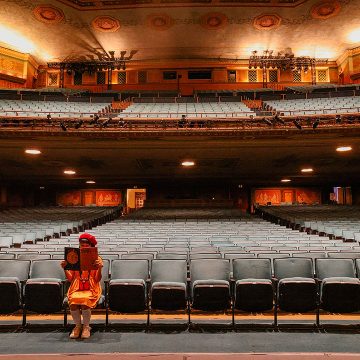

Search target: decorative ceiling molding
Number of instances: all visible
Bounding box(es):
[253,13,282,30]
[55,0,309,10]
[146,14,174,31]
[33,4,65,24]
[91,16,121,32]
[200,13,228,30]
[310,0,341,19]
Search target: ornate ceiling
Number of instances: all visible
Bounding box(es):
[0,0,359,63]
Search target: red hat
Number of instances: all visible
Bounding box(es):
[79,233,97,246]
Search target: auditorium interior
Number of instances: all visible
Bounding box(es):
[1,0,360,358]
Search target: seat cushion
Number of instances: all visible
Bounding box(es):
[278,277,317,312]
[26,278,62,284]
[25,279,63,313]
[0,278,21,313]
[321,277,360,313]
[193,279,229,288]
[108,280,146,312]
[0,277,20,284]
[192,279,230,311]
[235,279,273,312]
[152,281,186,290]
[110,279,145,286]
[151,282,187,310]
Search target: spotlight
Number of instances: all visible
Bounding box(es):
[293,119,302,130]
[263,117,273,126]
[60,121,67,131]
[74,120,83,129]
[274,114,285,125]
[335,115,341,124]
[312,118,320,129]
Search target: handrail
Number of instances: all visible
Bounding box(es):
[272,107,360,116]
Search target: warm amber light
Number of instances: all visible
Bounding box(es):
[86,180,96,184]
[64,170,76,175]
[348,29,360,43]
[25,149,41,155]
[181,161,195,167]
[301,168,313,173]
[336,146,352,152]
[281,179,291,183]
[0,25,35,53]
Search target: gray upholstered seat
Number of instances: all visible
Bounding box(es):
[274,258,317,318]
[107,259,149,320]
[316,258,360,313]
[233,258,274,313]
[0,260,30,314]
[150,259,188,314]
[23,260,66,325]
[190,259,231,311]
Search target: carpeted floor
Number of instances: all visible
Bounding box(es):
[0,329,360,354]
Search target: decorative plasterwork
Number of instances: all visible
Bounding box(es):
[91,16,121,32]
[253,13,282,30]
[55,0,309,10]
[146,14,174,31]
[311,0,341,19]
[200,13,228,30]
[33,5,65,24]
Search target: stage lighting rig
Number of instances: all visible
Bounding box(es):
[47,50,138,88]
[248,49,328,87]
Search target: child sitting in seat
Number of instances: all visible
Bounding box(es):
[61,233,103,339]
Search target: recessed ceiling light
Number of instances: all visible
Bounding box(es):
[281,179,291,183]
[86,180,96,184]
[25,149,41,155]
[181,161,195,167]
[64,169,76,175]
[301,168,313,173]
[336,146,352,152]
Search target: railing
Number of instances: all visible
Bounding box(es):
[272,107,360,116]
[118,111,258,118]
[0,110,104,118]
[1,114,360,133]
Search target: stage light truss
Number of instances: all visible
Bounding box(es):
[47,50,137,88]
[248,50,328,71]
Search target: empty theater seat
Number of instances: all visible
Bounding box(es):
[107,259,149,325]
[316,258,360,314]
[0,260,31,315]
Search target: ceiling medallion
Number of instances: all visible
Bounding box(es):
[253,14,282,31]
[311,0,341,19]
[200,13,228,30]
[146,14,174,31]
[91,16,120,32]
[33,5,65,25]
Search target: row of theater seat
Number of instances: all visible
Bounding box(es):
[0,206,120,247]
[264,96,360,116]
[258,205,360,242]
[1,257,360,328]
[0,100,110,118]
